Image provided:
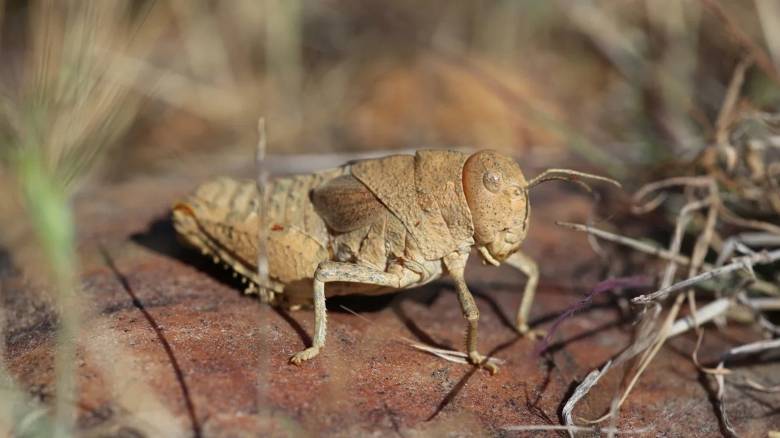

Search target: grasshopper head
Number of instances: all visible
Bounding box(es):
[463,151,622,264]
[462,150,530,263]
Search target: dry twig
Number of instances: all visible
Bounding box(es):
[632,249,780,304]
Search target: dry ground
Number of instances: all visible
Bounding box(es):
[3,156,779,437]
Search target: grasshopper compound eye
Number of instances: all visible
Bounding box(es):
[483,171,502,193]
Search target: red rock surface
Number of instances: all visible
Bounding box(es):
[3,160,779,437]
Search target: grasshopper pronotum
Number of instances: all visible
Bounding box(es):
[173,149,619,373]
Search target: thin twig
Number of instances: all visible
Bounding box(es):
[557,222,691,265]
[701,0,780,87]
[408,343,504,366]
[610,294,686,420]
[709,337,780,437]
[718,204,780,235]
[632,176,715,212]
[661,199,712,288]
[745,297,780,310]
[715,56,753,150]
[561,305,662,434]
[632,250,780,304]
[502,424,651,434]
[723,337,780,357]
[715,232,780,267]
[713,362,738,437]
[744,378,780,393]
[563,360,613,434]
[737,293,780,335]
[560,222,780,296]
[255,117,269,283]
[668,298,732,337]
[337,305,504,367]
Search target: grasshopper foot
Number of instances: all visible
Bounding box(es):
[290,347,321,365]
[468,351,499,375]
[517,324,546,340]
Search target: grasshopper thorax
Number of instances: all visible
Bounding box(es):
[462,150,530,263]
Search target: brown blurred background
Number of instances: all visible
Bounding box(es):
[1,1,780,436]
[4,0,778,182]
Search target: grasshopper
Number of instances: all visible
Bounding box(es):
[172,150,618,373]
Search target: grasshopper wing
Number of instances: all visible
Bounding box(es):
[311,175,385,232]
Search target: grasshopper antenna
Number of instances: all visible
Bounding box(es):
[526,168,622,192]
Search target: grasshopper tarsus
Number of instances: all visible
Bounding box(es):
[289,347,321,366]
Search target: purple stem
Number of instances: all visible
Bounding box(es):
[535,275,652,355]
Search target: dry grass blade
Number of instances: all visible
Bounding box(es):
[337,305,504,369]
[632,249,780,304]
[255,117,269,283]
[725,338,780,357]
[559,222,780,296]
[737,294,780,335]
[502,424,651,435]
[660,198,712,288]
[0,1,161,434]
[701,0,780,86]
[744,378,780,393]
[632,177,715,212]
[561,300,659,430]
[588,294,687,424]
[744,297,780,310]
[668,298,732,337]
[707,338,780,437]
[713,362,738,437]
[717,204,780,235]
[716,233,780,267]
[557,221,692,265]
[714,56,753,155]
[408,343,504,367]
[562,360,613,435]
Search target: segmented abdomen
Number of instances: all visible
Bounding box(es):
[263,168,345,248]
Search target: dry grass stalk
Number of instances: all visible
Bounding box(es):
[701,0,780,86]
[255,117,269,284]
[560,137,780,432]
[744,378,780,393]
[502,423,651,435]
[337,305,504,369]
[632,249,780,304]
[0,1,162,434]
[559,222,780,296]
[704,338,780,437]
[557,222,691,265]
[668,298,732,337]
[408,343,504,367]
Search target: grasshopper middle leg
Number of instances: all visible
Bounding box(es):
[289,261,401,365]
[505,250,543,339]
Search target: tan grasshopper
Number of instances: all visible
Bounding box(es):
[172,150,618,373]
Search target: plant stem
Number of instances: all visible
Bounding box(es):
[17,149,80,437]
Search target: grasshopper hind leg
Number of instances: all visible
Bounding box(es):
[289,262,401,365]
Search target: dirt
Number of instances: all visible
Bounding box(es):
[2,158,779,437]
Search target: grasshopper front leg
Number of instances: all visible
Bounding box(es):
[504,250,544,339]
[444,251,498,374]
[290,261,401,365]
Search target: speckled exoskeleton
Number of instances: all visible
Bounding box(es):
[172,150,618,373]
